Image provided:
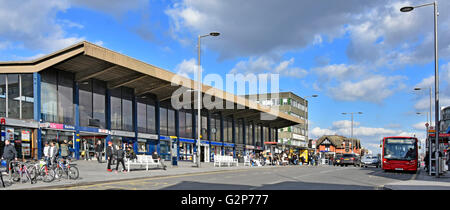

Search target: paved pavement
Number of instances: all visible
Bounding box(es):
[2,159,450,190]
[383,169,450,190]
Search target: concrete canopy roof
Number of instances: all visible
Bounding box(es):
[0,41,302,128]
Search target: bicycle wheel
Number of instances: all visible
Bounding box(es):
[39,165,55,183]
[68,166,79,180]
[28,167,38,184]
[55,167,64,180]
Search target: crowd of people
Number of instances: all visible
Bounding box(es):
[246,151,320,166]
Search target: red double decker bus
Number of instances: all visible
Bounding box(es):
[381,136,418,172]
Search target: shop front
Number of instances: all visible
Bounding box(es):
[210,141,222,161]
[1,118,39,160]
[137,133,159,155]
[200,140,210,162]
[39,122,76,159]
[79,127,110,160]
[179,138,195,161]
[245,145,255,156]
[110,130,136,152]
[235,144,244,162]
[159,135,172,161]
[224,143,235,156]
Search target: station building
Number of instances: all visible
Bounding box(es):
[0,41,301,162]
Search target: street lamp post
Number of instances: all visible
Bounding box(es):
[414,87,433,127]
[341,112,363,139]
[401,1,440,177]
[196,32,220,168]
[417,111,431,175]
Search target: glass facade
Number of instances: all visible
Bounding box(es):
[110,87,134,131]
[160,107,168,136]
[137,96,156,134]
[41,69,74,124]
[0,74,34,119]
[79,79,106,128]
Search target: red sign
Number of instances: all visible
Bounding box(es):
[0,118,5,125]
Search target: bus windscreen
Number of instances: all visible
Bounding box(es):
[384,138,417,161]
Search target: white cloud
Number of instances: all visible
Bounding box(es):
[174,58,198,79]
[328,75,406,103]
[230,56,307,79]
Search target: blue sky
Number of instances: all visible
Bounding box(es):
[1,0,450,154]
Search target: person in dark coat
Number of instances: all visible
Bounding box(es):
[115,145,126,173]
[2,140,17,173]
[105,141,115,172]
[94,140,104,163]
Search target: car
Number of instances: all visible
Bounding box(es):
[361,155,380,168]
[340,153,360,167]
[334,154,343,166]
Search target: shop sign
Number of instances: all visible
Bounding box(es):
[63,125,75,130]
[21,130,30,142]
[224,143,235,147]
[0,118,5,125]
[98,129,110,134]
[246,145,255,149]
[137,133,158,139]
[111,130,135,137]
[293,133,305,140]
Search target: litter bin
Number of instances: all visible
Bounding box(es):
[172,156,178,166]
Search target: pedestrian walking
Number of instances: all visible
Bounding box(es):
[115,145,126,173]
[48,142,58,166]
[94,140,104,163]
[105,141,115,172]
[60,140,69,160]
[43,142,50,165]
[2,140,17,173]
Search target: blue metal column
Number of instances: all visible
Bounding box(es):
[74,82,80,160]
[155,98,160,154]
[207,111,212,161]
[242,119,246,155]
[105,89,111,145]
[175,109,180,161]
[219,111,224,155]
[192,109,196,160]
[33,72,42,159]
[232,117,236,158]
[252,122,256,149]
[132,94,138,153]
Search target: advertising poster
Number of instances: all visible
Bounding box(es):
[21,130,30,142]
[22,143,31,156]
[5,127,14,141]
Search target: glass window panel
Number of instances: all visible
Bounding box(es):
[7,74,20,118]
[186,112,192,138]
[92,80,106,128]
[201,115,207,140]
[121,88,133,131]
[159,107,167,136]
[57,71,74,124]
[0,75,5,117]
[41,70,57,122]
[79,79,92,127]
[179,111,186,137]
[110,88,122,130]
[21,74,34,119]
[167,109,175,136]
[137,102,146,133]
[210,115,216,141]
[146,104,156,134]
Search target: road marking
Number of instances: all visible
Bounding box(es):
[48,168,261,190]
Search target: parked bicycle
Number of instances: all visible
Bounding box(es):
[29,159,55,183]
[52,157,79,180]
[9,160,36,184]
